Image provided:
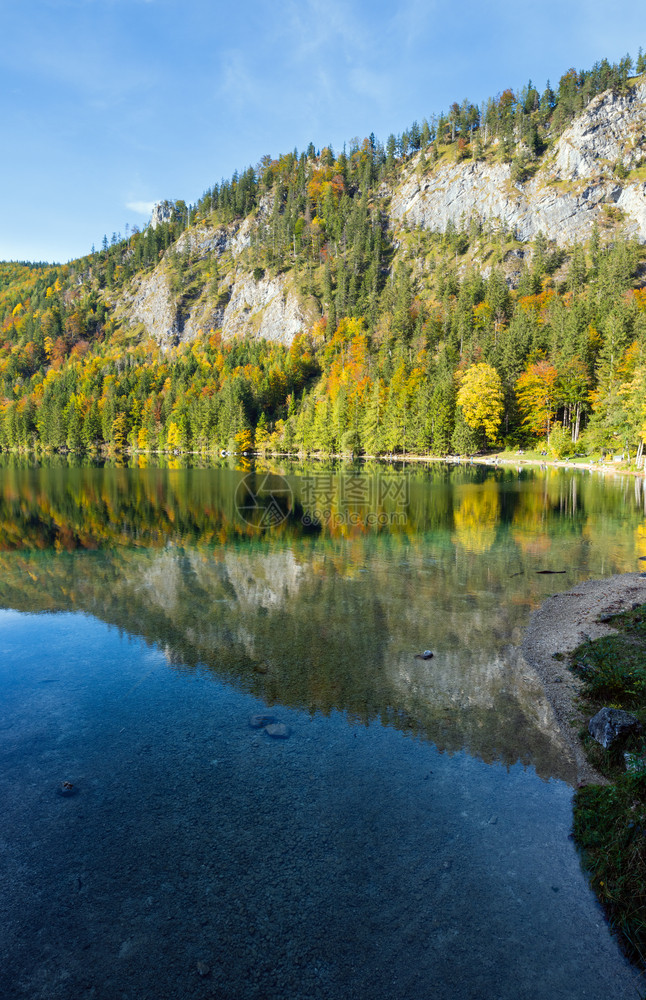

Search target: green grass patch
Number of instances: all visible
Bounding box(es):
[574,773,646,965]
[611,604,646,641]
[570,603,646,965]
[570,633,646,705]
[491,447,552,462]
[544,177,577,193]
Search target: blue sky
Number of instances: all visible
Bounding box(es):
[0,0,642,263]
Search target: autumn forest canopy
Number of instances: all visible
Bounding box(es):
[2,49,646,462]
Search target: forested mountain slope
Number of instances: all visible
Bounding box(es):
[1,53,646,459]
[117,74,646,350]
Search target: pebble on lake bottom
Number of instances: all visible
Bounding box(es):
[57,781,78,797]
[248,713,275,729]
[265,723,290,739]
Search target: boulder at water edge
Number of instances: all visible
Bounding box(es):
[588,707,641,749]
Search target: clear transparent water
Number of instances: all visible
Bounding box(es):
[0,461,644,999]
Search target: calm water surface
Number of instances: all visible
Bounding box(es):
[1,459,645,999]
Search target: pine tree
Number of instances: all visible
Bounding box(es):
[362,379,385,455]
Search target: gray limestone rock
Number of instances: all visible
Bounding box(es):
[588,707,642,749]
[624,751,646,774]
[149,200,173,229]
[389,82,646,247]
[123,219,313,348]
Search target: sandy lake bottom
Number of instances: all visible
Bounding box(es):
[0,609,642,1000]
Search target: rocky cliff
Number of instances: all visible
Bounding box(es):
[149,200,174,229]
[118,214,319,349]
[390,82,646,244]
[117,81,646,349]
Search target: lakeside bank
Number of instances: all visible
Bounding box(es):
[522,573,646,787]
[523,572,646,966]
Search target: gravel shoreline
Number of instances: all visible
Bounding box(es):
[521,572,646,786]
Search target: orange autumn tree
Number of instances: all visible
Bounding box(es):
[516,361,559,440]
[322,317,370,402]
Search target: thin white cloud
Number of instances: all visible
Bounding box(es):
[126,200,155,215]
[217,49,262,107]
[266,0,396,123]
[280,0,369,63]
[349,67,391,103]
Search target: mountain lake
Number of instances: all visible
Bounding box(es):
[0,458,644,1000]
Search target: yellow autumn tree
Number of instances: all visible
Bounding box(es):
[617,363,646,465]
[234,428,254,453]
[455,363,504,445]
[137,426,150,452]
[516,361,559,440]
[110,413,128,452]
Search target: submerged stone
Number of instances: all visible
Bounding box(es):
[56,781,78,797]
[249,713,275,729]
[265,723,290,739]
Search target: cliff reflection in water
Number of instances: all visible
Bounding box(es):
[1,459,645,781]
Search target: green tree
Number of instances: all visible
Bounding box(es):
[428,369,455,454]
[362,379,385,456]
[65,396,84,452]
